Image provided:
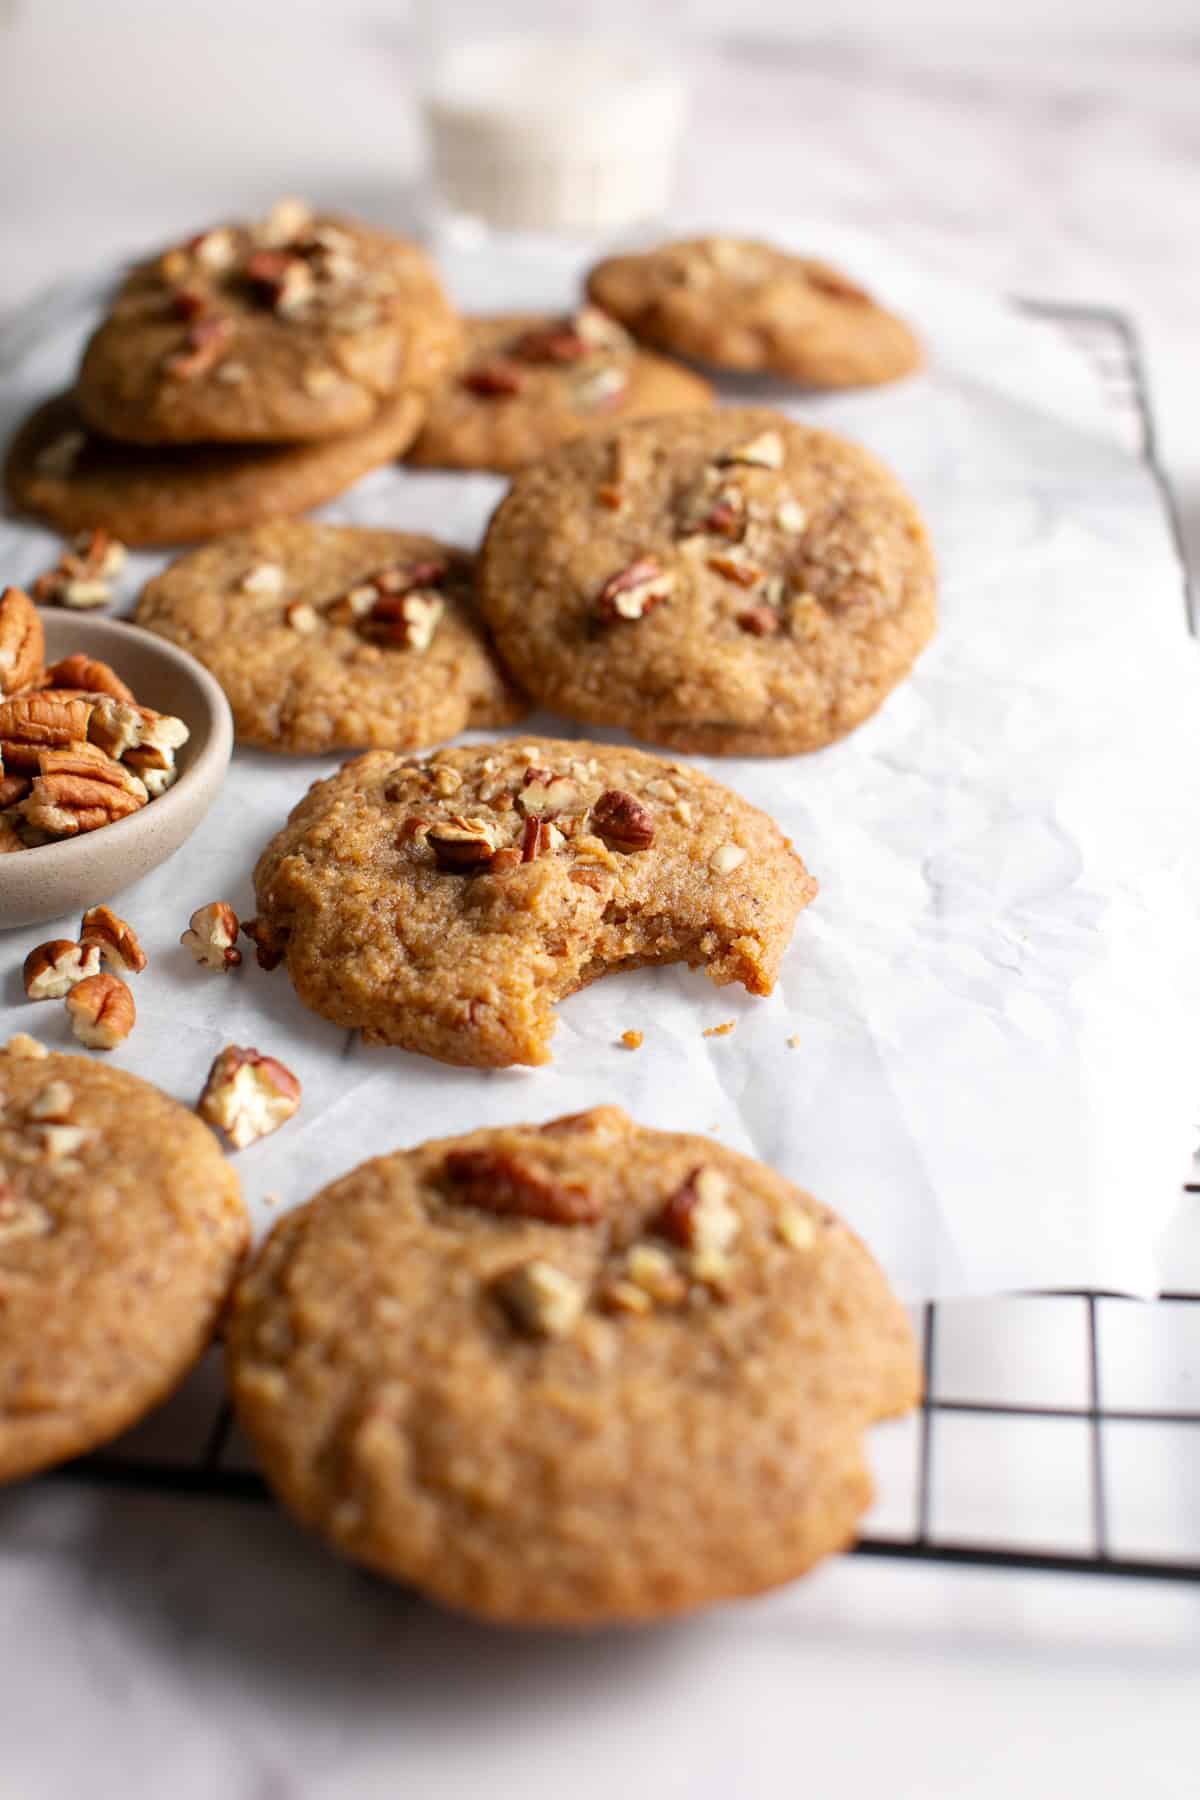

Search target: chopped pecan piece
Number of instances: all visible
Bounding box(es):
[719,430,784,470]
[23,938,102,1000]
[517,768,580,818]
[443,1148,604,1224]
[595,557,674,624]
[241,915,288,971]
[461,358,526,396]
[509,319,591,364]
[0,1184,52,1244]
[589,789,655,852]
[653,1166,740,1254]
[520,817,563,862]
[65,973,135,1049]
[426,815,502,872]
[0,587,43,697]
[361,591,444,652]
[491,1260,586,1339]
[198,1045,300,1149]
[164,314,235,379]
[737,604,781,636]
[79,905,147,975]
[170,285,210,322]
[180,901,242,970]
[707,552,763,588]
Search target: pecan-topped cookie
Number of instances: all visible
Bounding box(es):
[406,308,713,472]
[478,409,936,756]
[0,1040,247,1484]
[587,236,922,387]
[250,737,817,1065]
[76,200,462,446]
[4,389,430,547]
[227,1107,919,1626]
[135,522,524,752]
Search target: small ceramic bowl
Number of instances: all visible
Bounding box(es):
[0,612,232,930]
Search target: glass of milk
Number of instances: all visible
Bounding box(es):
[414,0,689,239]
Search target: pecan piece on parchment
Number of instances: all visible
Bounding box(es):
[197,1045,300,1149]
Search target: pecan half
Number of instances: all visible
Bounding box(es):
[65,972,136,1049]
[21,744,147,837]
[197,1045,301,1149]
[0,588,44,697]
[79,905,147,975]
[0,694,94,769]
[43,655,136,704]
[180,901,242,970]
[461,358,526,396]
[589,789,655,852]
[22,938,102,1000]
[443,1148,604,1224]
[426,815,502,872]
[595,557,674,624]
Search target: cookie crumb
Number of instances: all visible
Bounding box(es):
[703,1020,736,1039]
[787,1033,801,1049]
[620,1029,644,1050]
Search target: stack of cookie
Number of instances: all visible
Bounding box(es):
[5,199,462,547]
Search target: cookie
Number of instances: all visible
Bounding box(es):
[135,522,525,754]
[4,390,428,548]
[478,409,936,756]
[76,200,462,446]
[227,1106,919,1626]
[250,737,817,1066]
[406,308,713,472]
[0,1040,247,1484]
[586,237,922,387]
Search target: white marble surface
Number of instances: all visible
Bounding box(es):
[1,16,1199,1798]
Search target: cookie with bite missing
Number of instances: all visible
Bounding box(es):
[226,1105,919,1627]
[249,736,817,1065]
[0,1039,247,1484]
[4,389,430,548]
[478,408,936,756]
[135,521,525,753]
[406,308,712,472]
[76,199,461,446]
[586,236,922,387]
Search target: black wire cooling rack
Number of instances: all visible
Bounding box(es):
[52,301,1200,1587]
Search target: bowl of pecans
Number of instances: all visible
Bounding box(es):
[0,583,233,928]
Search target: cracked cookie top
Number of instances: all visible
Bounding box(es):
[227,1105,919,1626]
[478,408,936,756]
[250,736,817,1065]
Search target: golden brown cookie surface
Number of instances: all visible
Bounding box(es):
[4,390,430,548]
[587,236,922,387]
[0,1042,247,1484]
[136,522,525,753]
[227,1106,919,1627]
[251,737,817,1066]
[407,309,713,472]
[76,204,462,446]
[478,409,936,756]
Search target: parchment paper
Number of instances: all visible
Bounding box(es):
[1,224,1197,1299]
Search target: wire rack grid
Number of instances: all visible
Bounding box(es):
[43,300,1200,1588]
